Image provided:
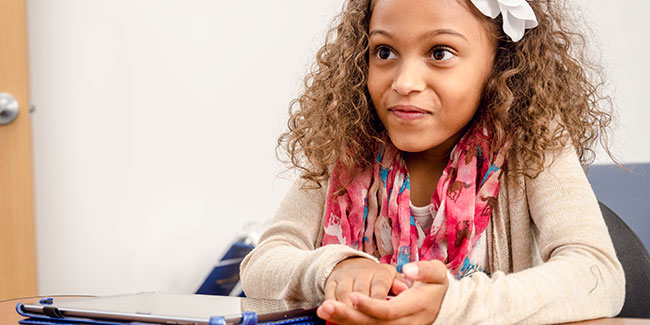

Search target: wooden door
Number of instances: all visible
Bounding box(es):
[0,0,37,299]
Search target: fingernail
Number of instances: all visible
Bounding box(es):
[403,264,418,278]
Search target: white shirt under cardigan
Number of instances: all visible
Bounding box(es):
[240,145,624,324]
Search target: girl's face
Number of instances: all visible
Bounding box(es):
[368,0,496,156]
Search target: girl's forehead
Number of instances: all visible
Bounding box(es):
[370,0,479,23]
[370,0,473,11]
[369,0,491,39]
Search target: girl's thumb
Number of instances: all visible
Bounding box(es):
[402,260,447,284]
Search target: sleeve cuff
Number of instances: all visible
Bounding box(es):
[432,271,460,325]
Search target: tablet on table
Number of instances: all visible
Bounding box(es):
[18,292,321,324]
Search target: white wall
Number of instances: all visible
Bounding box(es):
[577,0,650,164]
[27,0,649,296]
[28,0,346,295]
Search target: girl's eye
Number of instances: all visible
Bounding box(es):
[376,47,397,60]
[430,48,455,61]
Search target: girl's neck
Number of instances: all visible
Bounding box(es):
[405,153,448,207]
[404,127,462,169]
[404,130,464,206]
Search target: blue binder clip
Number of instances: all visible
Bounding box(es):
[39,297,54,305]
[209,315,227,325]
[241,311,258,325]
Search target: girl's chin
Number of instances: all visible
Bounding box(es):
[387,128,463,156]
[388,137,439,153]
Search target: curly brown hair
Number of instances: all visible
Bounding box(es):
[278,0,615,187]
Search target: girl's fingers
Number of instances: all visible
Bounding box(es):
[392,271,410,295]
[324,279,337,301]
[316,300,337,321]
[352,275,371,297]
[319,299,427,325]
[334,277,354,306]
[351,281,447,321]
[369,268,393,299]
[317,299,375,325]
[353,283,447,322]
[350,291,420,320]
[391,277,409,295]
[369,263,400,299]
[403,260,448,284]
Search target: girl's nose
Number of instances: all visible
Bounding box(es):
[391,59,426,96]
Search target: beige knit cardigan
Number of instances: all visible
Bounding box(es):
[240,146,625,324]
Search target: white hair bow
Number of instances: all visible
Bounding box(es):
[470,0,538,42]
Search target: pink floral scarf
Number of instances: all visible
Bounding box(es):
[321,126,506,276]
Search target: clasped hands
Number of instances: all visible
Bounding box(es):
[317,257,449,324]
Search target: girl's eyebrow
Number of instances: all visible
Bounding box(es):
[369,28,468,42]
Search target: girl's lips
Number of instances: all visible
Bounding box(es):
[389,105,430,121]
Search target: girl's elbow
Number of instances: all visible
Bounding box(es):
[610,262,626,316]
[239,252,260,298]
[597,257,626,317]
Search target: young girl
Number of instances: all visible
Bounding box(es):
[241,0,625,323]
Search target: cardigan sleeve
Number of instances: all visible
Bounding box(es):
[433,146,625,324]
[240,179,378,301]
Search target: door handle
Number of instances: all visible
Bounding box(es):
[0,92,19,125]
